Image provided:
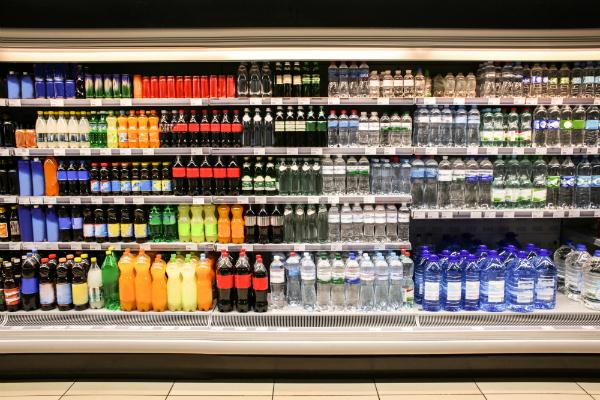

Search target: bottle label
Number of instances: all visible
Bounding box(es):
[546,175,560,188]
[152,179,162,192]
[547,119,559,130]
[438,170,452,182]
[487,280,505,303]
[452,171,465,181]
[0,222,7,239]
[216,273,234,289]
[340,214,353,224]
[536,277,556,301]
[58,217,72,230]
[465,169,478,183]
[521,129,532,141]
[532,187,547,202]
[585,120,599,130]
[120,223,133,238]
[465,280,480,300]
[253,176,265,191]
[4,287,20,305]
[253,276,268,291]
[492,187,505,203]
[592,176,600,188]
[481,130,493,142]
[328,214,340,223]
[235,273,252,289]
[9,220,20,236]
[100,180,111,193]
[424,281,440,301]
[516,280,534,304]
[134,223,147,239]
[72,217,83,230]
[21,277,39,295]
[561,176,575,188]
[111,180,120,192]
[386,212,396,223]
[89,286,104,304]
[411,168,424,179]
[56,283,72,305]
[140,179,152,192]
[213,167,227,179]
[108,223,120,238]
[199,168,213,178]
[533,120,547,130]
[584,76,595,84]
[572,119,585,130]
[205,223,217,238]
[241,177,253,192]
[368,122,379,131]
[226,168,241,178]
[446,281,461,301]
[94,223,107,238]
[161,179,172,192]
[425,167,437,179]
[493,129,505,142]
[577,175,592,187]
[131,179,141,192]
[39,283,55,305]
[83,223,95,238]
[78,169,90,182]
[478,169,493,182]
[120,180,132,192]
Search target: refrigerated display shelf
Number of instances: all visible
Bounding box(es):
[411,209,600,219]
[8,241,411,252]
[2,97,599,108]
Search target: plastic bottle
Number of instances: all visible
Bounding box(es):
[166,254,183,311]
[105,110,118,148]
[195,254,213,311]
[358,253,375,311]
[282,251,300,307]
[507,251,536,312]
[99,249,119,310]
[344,253,360,310]
[315,254,332,311]
[117,249,136,311]
[180,254,197,312]
[480,250,506,312]
[327,110,338,147]
[576,157,592,208]
[300,253,316,311]
[422,254,442,312]
[532,249,557,309]
[148,110,160,148]
[410,157,425,208]
[449,157,465,208]
[216,250,233,312]
[565,243,591,301]
[373,253,389,310]
[127,110,138,148]
[86,256,104,309]
[582,250,600,310]
[203,204,218,242]
[559,156,576,208]
[150,254,167,312]
[329,254,345,310]
[269,255,285,310]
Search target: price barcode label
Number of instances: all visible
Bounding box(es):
[132,196,144,204]
[561,147,573,155]
[113,197,126,204]
[384,147,396,155]
[69,197,81,205]
[80,148,92,156]
[89,99,103,106]
[551,97,563,105]
[484,211,496,218]
[192,197,205,204]
[503,211,515,218]
[327,97,340,105]
[569,210,581,218]
[29,197,43,205]
[286,148,298,155]
[471,211,482,218]
[270,97,283,105]
[488,98,500,105]
[254,196,267,204]
[297,97,310,105]
[7,99,21,107]
[425,147,437,155]
[119,148,132,155]
[294,244,306,251]
[363,195,375,203]
[453,98,465,105]
[594,210,600,217]
[423,97,436,105]
[307,196,320,204]
[532,210,544,218]
[466,147,479,155]
[185,244,197,251]
[190,98,203,106]
[249,98,262,105]
[310,148,323,155]
[99,148,111,156]
[374,244,386,251]
[365,147,377,155]
[237,196,249,204]
[327,196,339,204]
[535,147,546,155]
[595,98,600,105]
[441,211,453,219]
[513,97,526,105]
[377,97,390,105]
[120,98,132,107]
[413,211,426,219]
[45,197,57,204]
[553,210,565,217]
[191,148,204,155]
[486,148,499,155]
[526,97,538,105]
[54,148,66,156]
[71,243,82,250]
[427,211,439,219]
[140,242,152,250]
[253,148,265,155]
[9,243,21,250]
[50,99,65,107]
[89,243,101,250]
[216,244,228,251]
[142,148,154,155]
[91,197,102,204]
[513,148,524,155]
[331,243,343,252]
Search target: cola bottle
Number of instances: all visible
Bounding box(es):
[253,255,269,312]
[172,156,187,195]
[186,156,200,196]
[188,110,200,147]
[231,110,243,147]
[210,110,221,147]
[244,205,257,243]
[199,156,213,195]
[159,110,172,147]
[174,109,188,147]
[200,110,211,147]
[221,110,232,147]
[213,156,227,196]
[216,250,234,312]
[227,157,241,195]
[234,249,252,312]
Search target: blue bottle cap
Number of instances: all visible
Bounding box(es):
[517,251,528,258]
[466,254,478,261]
[488,250,498,256]
[441,249,451,256]
[594,250,600,257]
[537,249,550,257]
[576,244,587,251]
[428,254,439,262]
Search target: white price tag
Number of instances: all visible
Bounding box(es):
[9,242,21,250]
[310,148,323,155]
[29,197,43,205]
[486,147,498,155]
[551,97,563,105]
[471,211,482,218]
[89,243,101,250]
[586,147,599,155]
[119,148,132,156]
[569,210,581,218]
[1,196,17,203]
[270,97,283,105]
[327,97,340,105]
[243,244,253,252]
[365,147,377,155]
[89,99,103,106]
[331,243,343,252]
[294,244,306,251]
[327,196,339,204]
[190,98,203,106]
[363,195,375,203]
[561,147,573,155]
[7,99,21,107]
[384,147,396,155]
[535,147,546,155]
[250,98,262,105]
[237,196,249,204]
[427,211,439,219]
[484,211,496,218]
[286,148,298,155]
[526,97,538,105]
[44,197,56,204]
[553,210,565,218]
[595,98,600,105]
[423,97,436,105]
[69,197,81,205]
[132,196,144,204]
[425,147,437,155]
[191,148,204,155]
[99,148,111,156]
[120,98,132,107]
[192,197,205,204]
[216,243,228,252]
[253,148,265,155]
[513,97,526,105]
[50,99,65,107]
[13,148,27,156]
[80,148,92,156]
[254,196,267,204]
[532,210,544,218]
[374,244,386,251]
[377,97,390,105]
[18,197,30,205]
[140,242,152,250]
[113,197,126,204]
[503,211,515,218]
[91,197,102,204]
[453,98,465,105]
[441,211,453,219]
[185,244,197,251]
[413,211,426,219]
[297,97,310,105]
[54,148,66,156]
[513,147,524,155]
[488,98,500,105]
[142,148,154,155]
[307,196,320,204]
[595,210,600,217]
[467,146,479,155]
[71,242,82,250]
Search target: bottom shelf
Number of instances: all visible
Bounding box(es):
[0,294,599,356]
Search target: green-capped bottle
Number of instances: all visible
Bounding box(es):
[162,206,178,242]
[148,206,163,242]
[101,248,120,310]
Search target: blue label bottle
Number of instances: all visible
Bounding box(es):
[533,248,557,310]
[507,251,537,312]
[480,250,506,312]
[443,255,463,311]
[422,254,442,312]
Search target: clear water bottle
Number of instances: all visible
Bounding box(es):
[592,157,600,207]
[330,254,345,310]
[491,157,506,208]
[571,62,583,97]
[283,204,294,243]
[400,252,415,309]
[368,112,380,146]
[351,203,364,242]
[374,205,387,242]
[317,204,328,243]
[333,155,346,194]
[553,242,574,292]
[572,105,586,146]
[546,157,561,207]
[393,70,404,98]
[398,111,413,147]
[414,106,429,146]
[559,156,576,208]
[437,156,452,208]
[348,62,359,97]
[300,253,316,311]
[348,109,359,146]
[357,156,370,194]
[480,108,493,146]
[345,156,358,194]
[327,110,338,147]
[414,68,425,97]
[533,249,557,309]
[340,203,353,242]
[358,62,370,97]
[423,157,438,208]
[379,112,390,146]
[398,205,410,241]
[499,63,514,97]
[585,105,599,147]
[400,158,412,194]
[582,250,600,310]
[380,158,393,194]
[530,63,543,97]
[439,106,453,146]
[269,255,286,310]
[403,69,415,97]
[558,63,571,96]
[576,157,592,208]
[422,254,442,311]
[506,251,536,312]
[462,254,480,311]
[464,157,479,208]
[381,70,394,98]
[546,105,560,147]
[321,155,334,194]
[359,254,375,311]
[428,107,441,146]
[386,204,398,241]
[411,157,425,207]
[414,249,430,305]
[466,72,477,97]
[565,243,590,301]
[452,106,467,147]
[373,253,389,310]
[547,63,559,97]
[443,255,463,311]
[531,157,548,208]
[327,204,340,242]
[337,110,349,147]
[316,254,332,311]
[327,62,339,97]
[443,72,456,97]
[455,72,467,97]
[480,250,506,312]
[345,253,361,310]
[560,105,573,147]
[338,61,349,98]
[293,204,305,242]
[285,252,302,307]
[519,108,533,147]
[362,204,375,241]
[449,157,465,208]
[358,111,369,146]
[466,106,480,146]
[491,108,504,146]
[388,255,403,309]
[478,157,493,208]
[506,108,519,146]
[368,70,380,97]
[391,157,401,194]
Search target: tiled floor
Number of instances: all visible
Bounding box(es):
[0,379,599,400]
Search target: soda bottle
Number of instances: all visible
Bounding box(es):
[133,207,147,243]
[133,248,152,311]
[270,205,284,244]
[161,162,172,195]
[43,157,59,196]
[181,254,197,312]
[253,254,268,312]
[196,253,214,311]
[217,204,231,244]
[176,204,191,242]
[119,162,131,195]
[125,110,138,148]
[187,110,200,147]
[166,254,182,311]
[257,205,270,244]
[200,156,213,195]
[227,157,241,195]
[231,110,243,147]
[71,257,89,311]
[244,205,257,244]
[230,204,244,244]
[55,257,72,311]
[117,110,128,148]
[172,156,186,195]
[37,257,55,310]
[100,249,119,310]
[140,162,151,195]
[216,250,234,312]
[86,256,103,309]
[118,249,136,311]
[203,204,218,242]
[20,252,40,311]
[234,249,252,312]
[148,254,167,312]
[150,162,161,195]
[106,110,118,148]
[3,262,20,311]
[185,156,199,195]
[190,205,205,243]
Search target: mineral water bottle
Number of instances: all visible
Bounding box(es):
[466,106,480,146]
[582,250,600,310]
[480,108,493,146]
[348,62,359,97]
[570,62,583,97]
[443,255,463,311]
[330,254,345,310]
[491,157,506,208]
[316,254,332,311]
[379,112,390,146]
[380,158,392,194]
[351,203,364,242]
[359,254,375,311]
[391,157,401,193]
[389,112,402,146]
[444,72,456,97]
[572,105,586,146]
[517,158,533,208]
[370,158,381,194]
[373,253,390,310]
[554,242,574,292]
[428,107,441,146]
[269,255,286,309]
[547,63,559,96]
[565,243,590,301]
[345,253,360,310]
[423,157,438,208]
[388,255,403,309]
[358,111,369,146]
[592,157,600,207]
[348,109,359,146]
[381,70,394,97]
[492,108,505,146]
[400,252,415,309]
[321,155,334,194]
[338,61,349,98]
[374,205,387,242]
[464,158,479,208]
[368,70,380,97]
[399,112,413,146]
[585,105,599,147]
[358,62,370,96]
[368,112,380,146]
[449,157,465,208]
[337,110,349,147]
[533,249,557,309]
[464,71,476,97]
[506,108,519,146]
[400,158,412,194]
[436,156,452,208]
[558,63,571,96]
[455,72,467,97]
[345,156,358,193]
[531,63,543,97]
[403,69,415,97]
[413,68,425,97]
[327,110,338,147]
[519,108,533,147]
[575,157,592,208]
[397,205,410,241]
[558,156,576,208]
[531,157,548,208]
[300,253,317,311]
[333,155,346,194]
[440,106,453,146]
[285,252,302,307]
[462,254,480,311]
[504,157,520,208]
[415,106,430,146]
[423,254,442,311]
[328,204,341,242]
[363,204,375,241]
[546,157,561,207]
[478,157,493,208]
[393,70,404,97]
[327,62,339,97]
[414,249,430,305]
[480,250,506,312]
[452,106,467,147]
[546,105,560,146]
[499,63,514,97]
[357,156,371,193]
[385,204,398,241]
[411,157,425,207]
[507,251,536,312]
[340,203,353,242]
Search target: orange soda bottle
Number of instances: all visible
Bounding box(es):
[217,204,231,244]
[14,126,26,148]
[43,157,59,196]
[148,109,160,148]
[127,110,138,148]
[196,253,214,311]
[117,110,129,148]
[230,204,244,244]
[134,248,152,311]
[118,248,136,311]
[150,254,167,311]
[137,110,149,148]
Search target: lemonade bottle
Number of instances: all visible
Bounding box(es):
[117,110,129,148]
[150,254,167,311]
[118,248,136,311]
[177,205,191,242]
[148,109,160,148]
[203,204,218,242]
[190,205,205,243]
[196,253,214,311]
[137,110,149,148]
[217,205,231,244]
[166,253,182,311]
[43,157,59,196]
[181,254,198,311]
[230,204,245,244]
[127,109,138,148]
[134,248,152,311]
[106,110,118,148]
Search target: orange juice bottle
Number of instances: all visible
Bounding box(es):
[150,254,167,311]
[230,204,245,244]
[196,253,214,311]
[25,128,37,148]
[118,248,136,311]
[14,126,25,148]
[137,110,149,148]
[217,205,231,244]
[127,110,138,148]
[134,248,152,311]
[117,110,129,148]
[43,157,59,196]
[148,109,160,148]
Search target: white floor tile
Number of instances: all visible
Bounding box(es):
[380,395,485,400]
[485,395,594,400]
[275,396,378,400]
[66,381,173,396]
[64,396,166,400]
[0,397,61,400]
[375,381,480,395]
[170,381,273,396]
[476,382,585,394]
[274,380,377,396]
[0,381,73,396]
[578,382,600,394]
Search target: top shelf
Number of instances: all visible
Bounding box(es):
[2,97,600,108]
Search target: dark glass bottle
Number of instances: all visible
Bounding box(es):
[9,205,20,242]
[292,61,302,97]
[274,61,283,97]
[283,61,292,97]
[120,206,134,242]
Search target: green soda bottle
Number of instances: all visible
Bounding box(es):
[98,111,108,148]
[163,206,178,242]
[89,111,98,148]
[101,248,120,310]
[148,206,163,242]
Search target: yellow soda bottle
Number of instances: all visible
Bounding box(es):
[217,204,231,244]
[106,110,118,148]
[181,254,197,311]
[166,253,182,311]
[190,205,205,243]
[203,204,218,242]
[177,205,191,242]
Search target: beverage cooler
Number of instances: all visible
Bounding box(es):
[1,25,600,376]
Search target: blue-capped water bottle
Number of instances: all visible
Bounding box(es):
[533,248,557,309]
[443,254,463,311]
[480,250,506,312]
[507,251,536,312]
[422,254,442,312]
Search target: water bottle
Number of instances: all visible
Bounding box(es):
[440,106,453,146]
[480,108,494,146]
[374,205,387,242]
[299,253,316,311]
[572,105,586,146]
[492,108,505,146]
[414,249,430,305]
[345,156,358,194]
[533,249,557,309]
[466,106,480,146]
[368,112,380,146]
[285,252,301,307]
[506,108,519,146]
[391,157,401,193]
[414,106,428,146]
[380,158,393,194]
[331,254,345,310]
[340,203,353,242]
[422,254,442,312]
[576,157,592,208]
[348,110,359,146]
[453,106,467,147]
[269,255,286,310]
[399,158,412,194]
[363,204,375,241]
[327,62,339,97]
[359,254,375,311]
[327,204,340,242]
[358,111,369,146]
[370,158,381,194]
[582,250,600,310]
[423,157,438,208]
[546,157,561,207]
[583,62,596,98]
[348,62,359,97]
[585,105,599,147]
[351,203,363,242]
[338,61,349,98]
[462,254,480,311]
[558,156,576,208]
[553,241,574,292]
[428,107,441,146]
[379,112,390,146]
[333,155,346,194]
[321,155,334,194]
[316,254,332,311]
[546,105,560,147]
[373,253,389,310]
[449,157,465,208]
[478,157,493,208]
[411,157,425,208]
[436,156,452,208]
[443,255,463,311]
[398,205,410,241]
[519,108,533,147]
[385,204,398,241]
[565,243,590,301]
[338,110,349,147]
[464,158,479,208]
[357,156,370,194]
[327,110,338,147]
[480,250,506,312]
[368,70,380,97]
[345,253,360,310]
[507,251,536,312]
[592,157,600,208]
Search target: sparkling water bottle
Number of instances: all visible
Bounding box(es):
[338,110,349,147]
[478,157,493,208]
[345,253,360,310]
[348,109,359,146]
[330,254,345,310]
[359,254,375,311]
[398,205,410,241]
[316,254,332,311]
[300,253,316,311]
[338,61,349,98]
[572,105,586,146]
[400,158,412,194]
[585,105,599,147]
[582,250,600,310]
[285,252,302,307]
[368,112,380,146]
[345,156,358,194]
[576,157,592,208]
[327,204,340,242]
[414,106,429,146]
[546,157,560,207]
[546,105,560,146]
[358,62,370,97]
